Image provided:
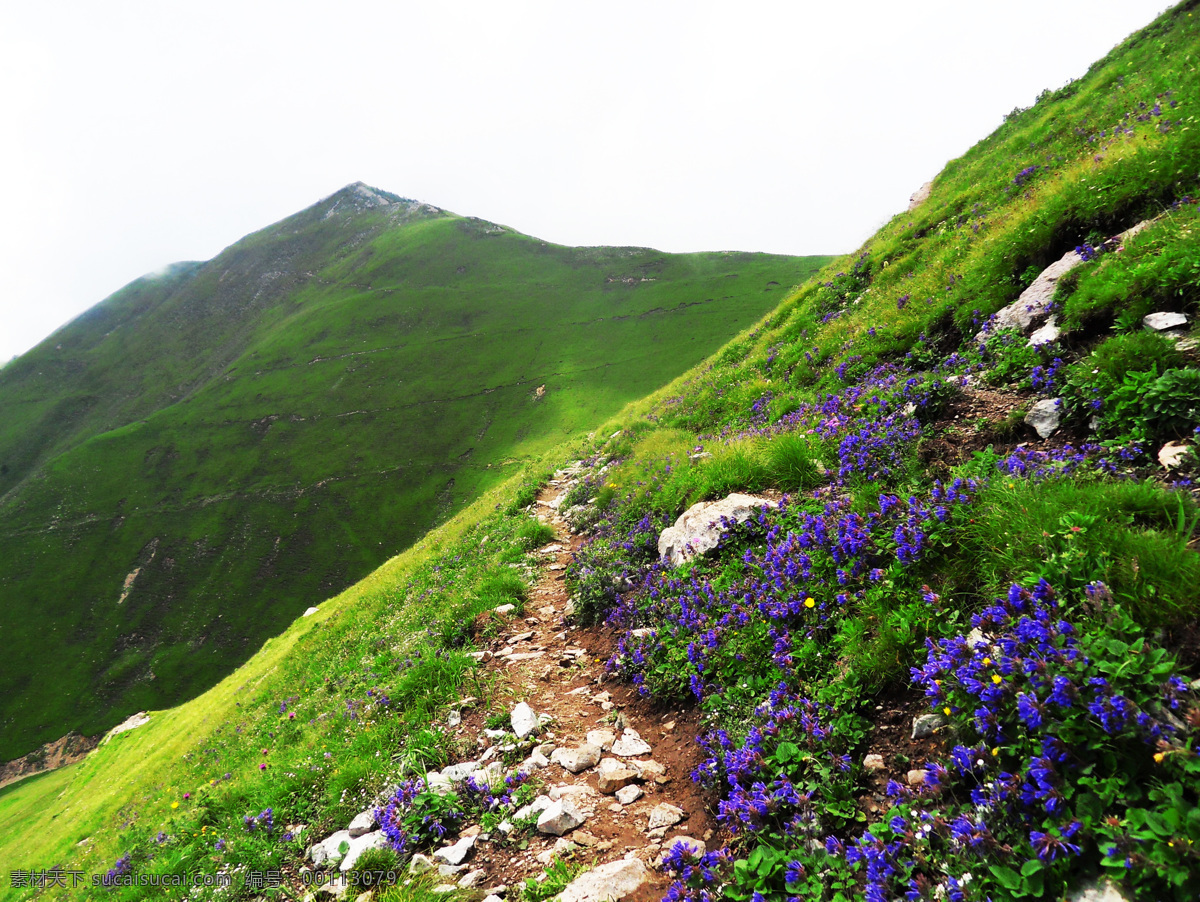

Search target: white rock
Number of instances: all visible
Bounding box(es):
[549,783,597,801]
[611,729,652,758]
[912,713,949,739]
[511,702,539,739]
[557,858,650,902]
[647,803,685,830]
[1143,311,1189,332]
[514,795,554,821]
[657,493,773,567]
[586,729,616,751]
[863,754,886,772]
[409,853,437,875]
[615,784,643,805]
[310,830,353,868]
[1025,399,1062,439]
[537,799,586,835]
[1027,315,1061,347]
[982,250,1081,339]
[431,886,458,895]
[303,606,320,617]
[441,760,479,782]
[347,808,378,838]
[494,603,517,615]
[907,181,933,211]
[1067,878,1134,902]
[458,869,487,888]
[339,831,387,872]
[433,835,476,866]
[1159,441,1190,469]
[551,744,602,774]
[483,896,504,902]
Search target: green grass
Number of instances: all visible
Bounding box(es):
[0,189,829,760]
[2,4,1200,900]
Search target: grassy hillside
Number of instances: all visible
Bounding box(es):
[0,187,828,760]
[2,3,1199,901]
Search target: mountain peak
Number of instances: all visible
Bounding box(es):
[319,182,437,221]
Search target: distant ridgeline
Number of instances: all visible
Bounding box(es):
[0,183,828,759]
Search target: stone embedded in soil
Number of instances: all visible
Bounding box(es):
[550,783,598,802]
[1066,878,1133,902]
[483,896,503,902]
[586,729,616,751]
[493,604,517,616]
[597,767,640,794]
[646,803,685,830]
[511,702,539,739]
[658,493,773,567]
[537,799,587,835]
[907,769,927,787]
[409,853,437,875]
[557,858,650,902]
[615,784,643,805]
[1027,315,1061,347]
[1159,441,1190,469]
[339,831,387,872]
[550,744,602,774]
[441,760,480,781]
[458,869,487,888]
[433,834,476,866]
[1025,398,1063,439]
[347,807,377,837]
[309,830,353,867]
[912,713,949,739]
[1143,311,1189,332]
[611,729,652,757]
[863,754,886,771]
[514,795,554,820]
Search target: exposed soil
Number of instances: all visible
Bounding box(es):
[440,479,717,901]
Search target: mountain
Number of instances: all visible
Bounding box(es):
[3,3,1200,899]
[0,186,829,759]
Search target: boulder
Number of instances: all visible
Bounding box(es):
[981,250,1082,339]
[658,494,773,567]
[558,858,650,902]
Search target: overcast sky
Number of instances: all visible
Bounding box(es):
[0,0,1171,363]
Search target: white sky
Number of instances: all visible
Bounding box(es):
[0,0,1171,363]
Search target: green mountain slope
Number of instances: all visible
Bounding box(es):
[0,186,829,760]
[3,4,1199,900]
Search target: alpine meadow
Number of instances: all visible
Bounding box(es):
[2,3,1200,902]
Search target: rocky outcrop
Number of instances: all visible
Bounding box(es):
[658,493,772,567]
[0,731,100,789]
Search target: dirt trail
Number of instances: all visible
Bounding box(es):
[452,478,715,901]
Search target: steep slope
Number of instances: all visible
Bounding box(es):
[2,4,1199,901]
[0,187,829,760]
